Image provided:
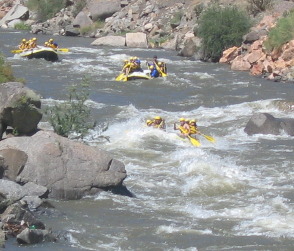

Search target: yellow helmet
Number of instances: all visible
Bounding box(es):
[22,39,26,42]
[49,38,53,42]
[158,62,163,65]
[150,65,154,69]
[146,120,152,125]
[32,37,37,41]
[179,118,185,122]
[190,119,196,123]
[154,116,161,120]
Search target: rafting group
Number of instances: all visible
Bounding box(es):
[11,37,69,62]
[146,116,215,147]
[18,37,58,51]
[115,55,167,81]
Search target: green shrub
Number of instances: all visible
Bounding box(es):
[247,0,272,16]
[264,11,294,51]
[198,5,251,62]
[0,54,16,83]
[194,3,205,19]
[46,77,96,138]
[26,0,66,22]
[14,22,31,30]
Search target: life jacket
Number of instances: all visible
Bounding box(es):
[19,43,26,50]
[179,125,189,134]
[189,124,197,134]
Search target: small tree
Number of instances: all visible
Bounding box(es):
[264,11,294,52]
[46,77,96,138]
[0,54,16,83]
[198,6,251,62]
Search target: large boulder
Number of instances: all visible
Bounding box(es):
[0,130,127,199]
[0,4,28,27]
[244,113,294,136]
[91,35,125,47]
[0,82,42,140]
[87,0,121,21]
[126,32,148,48]
[72,11,93,29]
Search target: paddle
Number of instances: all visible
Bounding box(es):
[187,135,201,147]
[57,48,69,52]
[115,73,126,81]
[11,49,23,54]
[199,132,215,143]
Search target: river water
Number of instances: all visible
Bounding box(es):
[1,29,294,251]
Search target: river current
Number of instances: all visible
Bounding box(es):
[1,29,294,251]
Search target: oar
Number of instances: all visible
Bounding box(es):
[199,132,215,143]
[57,48,69,52]
[187,135,201,147]
[115,73,126,81]
[11,49,23,54]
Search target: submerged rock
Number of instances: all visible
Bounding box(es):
[244,113,294,136]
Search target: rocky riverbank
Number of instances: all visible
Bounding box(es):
[2,0,294,82]
[0,81,129,247]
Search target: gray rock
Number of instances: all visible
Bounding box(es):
[20,196,43,211]
[178,37,201,57]
[72,11,93,28]
[0,180,47,201]
[87,0,121,21]
[126,32,148,48]
[0,130,127,199]
[244,113,294,136]
[1,202,45,229]
[63,24,80,36]
[0,148,27,181]
[0,4,29,27]
[0,82,42,140]
[91,35,125,47]
[17,228,55,244]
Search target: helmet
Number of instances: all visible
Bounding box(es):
[154,116,161,120]
[179,118,185,122]
[150,65,154,69]
[32,37,37,41]
[146,119,152,124]
[45,42,48,45]
[158,62,163,65]
[49,38,53,42]
[22,39,26,42]
[124,59,128,62]
[133,57,138,60]
[190,119,196,123]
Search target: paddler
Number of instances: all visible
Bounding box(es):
[47,38,58,49]
[188,119,199,139]
[174,118,191,138]
[146,116,165,130]
[153,116,166,130]
[18,39,27,50]
[29,37,38,49]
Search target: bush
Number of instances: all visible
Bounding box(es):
[264,11,294,52]
[247,0,273,16]
[46,77,96,138]
[170,11,183,28]
[0,54,16,83]
[14,22,31,30]
[198,5,251,62]
[26,0,66,22]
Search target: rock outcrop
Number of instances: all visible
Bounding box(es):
[0,82,42,140]
[244,113,294,136]
[0,130,127,199]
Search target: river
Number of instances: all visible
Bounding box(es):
[1,29,294,251]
